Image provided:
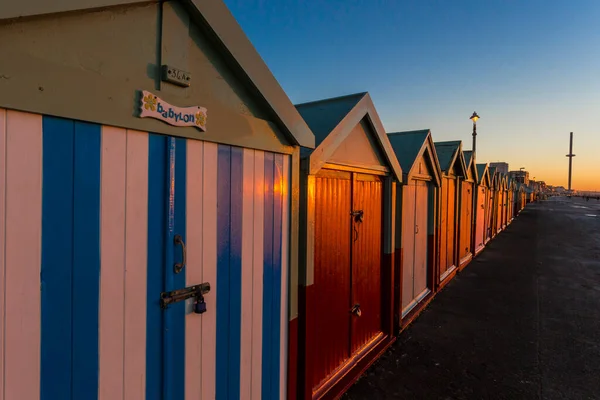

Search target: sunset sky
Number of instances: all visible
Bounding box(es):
[224,0,600,190]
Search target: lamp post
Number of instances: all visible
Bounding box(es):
[469,111,480,256]
[470,111,480,156]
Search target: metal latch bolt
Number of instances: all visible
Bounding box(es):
[160,282,211,314]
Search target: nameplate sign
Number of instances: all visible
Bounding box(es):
[139,90,207,131]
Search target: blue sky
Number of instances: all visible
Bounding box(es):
[224,0,600,190]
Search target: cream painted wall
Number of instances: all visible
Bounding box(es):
[0,2,293,153]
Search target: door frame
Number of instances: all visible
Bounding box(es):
[299,166,395,400]
[398,176,437,324]
[438,175,459,285]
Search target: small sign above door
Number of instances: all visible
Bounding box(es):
[139,90,207,131]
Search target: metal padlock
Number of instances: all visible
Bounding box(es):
[194,295,207,314]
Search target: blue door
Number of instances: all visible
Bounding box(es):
[146,135,188,400]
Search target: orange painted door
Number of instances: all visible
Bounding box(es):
[459,182,473,261]
[502,191,507,226]
[487,189,494,239]
[448,179,456,269]
[439,182,448,278]
[444,178,456,274]
[496,191,502,232]
[351,174,383,353]
[475,186,486,250]
[310,170,384,392]
[311,170,352,390]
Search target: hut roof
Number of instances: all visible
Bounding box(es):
[434,140,467,176]
[296,93,366,146]
[476,163,491,186]
[386,130,430,171]
[462,150,478,182]
[464,150,473,167]
[387,129,442,186]
[295,92,403,180]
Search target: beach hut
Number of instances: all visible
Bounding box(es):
[474,164,491,255]
[526,187,535,203]
[0,2,315,399]
[517,183,526,214]
[520,184,528,210]
[498,174,506,229]
[458,150,478,270]
[495,173,505,234]
[512,181,519,219]
[507,179,516,224]
[487,167,498,239]
[434,141,467,287]
[387,130,442,327]
[295,93,402,400]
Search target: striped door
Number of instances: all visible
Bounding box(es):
[0,109,289,400]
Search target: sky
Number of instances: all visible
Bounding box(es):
[224,0,600,190]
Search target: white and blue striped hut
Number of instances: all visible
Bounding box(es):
[0,1,314,399]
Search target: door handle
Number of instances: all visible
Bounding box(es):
[174,234,186,274]
[350,303,362,317]
[415,224,419,234]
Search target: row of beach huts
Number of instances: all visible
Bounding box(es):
[0,1,541,400]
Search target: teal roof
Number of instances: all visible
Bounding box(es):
[489,167,497,184]
[497,173,505,185]
[295,93,366,146]
[476,163,488,184]
[476,163,486,177]
[386,129,430,171]
[463,150,473,167]
[434,141,461,172]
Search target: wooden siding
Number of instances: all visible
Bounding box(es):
[474,186,487,252]
[459,181,474,263]
[310,171,352,391]
[351,175,383,353]
[439,177,457,280]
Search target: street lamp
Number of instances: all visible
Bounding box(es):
[470,111,480,155]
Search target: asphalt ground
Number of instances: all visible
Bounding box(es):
[344,197,600,400]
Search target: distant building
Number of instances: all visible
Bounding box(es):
[509,170,529,185]
[489,162,509,175]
